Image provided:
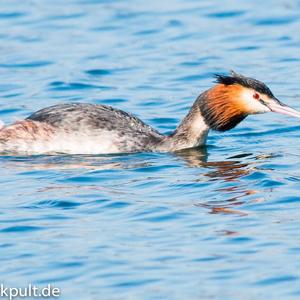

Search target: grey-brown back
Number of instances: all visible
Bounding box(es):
[27,103,164,152]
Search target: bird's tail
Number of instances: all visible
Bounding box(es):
[0,120,4,130]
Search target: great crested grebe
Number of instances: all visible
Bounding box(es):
[0,71,300,155]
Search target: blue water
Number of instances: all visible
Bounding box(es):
[1,0,300,299]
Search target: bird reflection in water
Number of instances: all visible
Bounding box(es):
[0,147,270,217]
[175,147,267,216]
[0,154,145,171]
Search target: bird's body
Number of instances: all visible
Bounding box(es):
[26,103,164,154]
[0,71,300,155]
[0,103,208,154]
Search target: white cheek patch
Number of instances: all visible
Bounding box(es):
[241,89,270,114]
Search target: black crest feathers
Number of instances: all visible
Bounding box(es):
[214,70,274,97]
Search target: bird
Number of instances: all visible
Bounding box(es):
[0,71,300,155]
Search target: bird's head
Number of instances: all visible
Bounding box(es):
[199,71,300,131]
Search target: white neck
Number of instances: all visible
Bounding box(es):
[156,103,209,151]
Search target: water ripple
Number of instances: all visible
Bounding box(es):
[0,61,53,68]
[49,81,113,91]
[1,226,43,233]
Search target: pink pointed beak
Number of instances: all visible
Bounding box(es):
[266,98,300,118]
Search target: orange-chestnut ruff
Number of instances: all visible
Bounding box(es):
[200,84,247,131]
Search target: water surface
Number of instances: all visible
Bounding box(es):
[1,0,300,299]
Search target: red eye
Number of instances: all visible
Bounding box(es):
[253,93,260,100]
